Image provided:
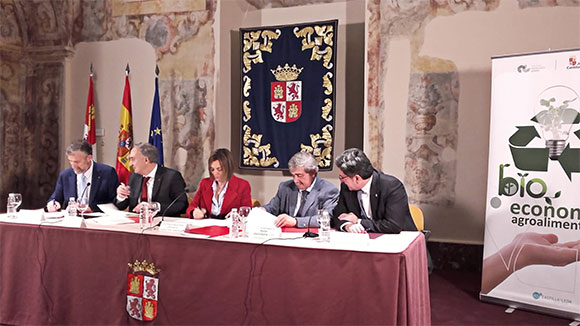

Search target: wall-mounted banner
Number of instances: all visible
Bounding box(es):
[482,48,580,318]
[239,20,337,170]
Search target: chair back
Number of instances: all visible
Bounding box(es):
[409,204,424,231]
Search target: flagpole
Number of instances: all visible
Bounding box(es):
[149,64,164,166]
[84,63,97,161]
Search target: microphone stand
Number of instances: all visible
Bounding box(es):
[154,187,190,227]
[303,213,319,238]
[79,182,91,201]
[79,181,91,207]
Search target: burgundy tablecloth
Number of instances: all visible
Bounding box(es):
[0,222,430,325]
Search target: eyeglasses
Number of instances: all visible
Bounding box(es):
[338,174,350,181]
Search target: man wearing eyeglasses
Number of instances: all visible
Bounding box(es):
[333,148,417,234]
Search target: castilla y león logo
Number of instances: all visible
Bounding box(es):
[508,85,580,180]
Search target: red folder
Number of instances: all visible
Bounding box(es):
[185,226,230,238]
[282,227,318,233]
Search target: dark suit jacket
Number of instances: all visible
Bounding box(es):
[187,175,252,219]
[332,170,417,233]
[48,162,119,212]
[113,166,188,217]
[262,176,339,228]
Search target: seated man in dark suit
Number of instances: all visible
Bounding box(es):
[114,142,188,217]
[262,151,338,228]
[46,139,118,213]
[332,148,417,233]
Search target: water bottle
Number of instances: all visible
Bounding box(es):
[318,210,331,242]
[229,208,240,238]
[139,204,149,230]
[66,197,78,217]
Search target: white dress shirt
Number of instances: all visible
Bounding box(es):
[211,179,229,216]
[76,161,94,202]
[357,175,373,219]
[293,178,317,216]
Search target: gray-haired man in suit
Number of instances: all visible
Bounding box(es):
[262,151,339,228]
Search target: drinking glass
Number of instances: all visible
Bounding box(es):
[239,206,251,237]
[148,201,161,227]
[11,193,22,210]
[7,193,21,218]
[239,206,251,218]
[77,197,88,218]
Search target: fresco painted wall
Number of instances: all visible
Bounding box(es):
[1,0,578,243]
[367,0,580,242]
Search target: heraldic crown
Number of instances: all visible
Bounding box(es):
[128,260,160,275]
[271,63,303,81]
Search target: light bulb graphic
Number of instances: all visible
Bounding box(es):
[532,85,579,160]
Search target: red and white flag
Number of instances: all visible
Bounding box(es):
[83,70,97,160]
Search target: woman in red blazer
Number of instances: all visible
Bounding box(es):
[187,148,252,219]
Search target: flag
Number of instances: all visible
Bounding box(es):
[148,72,164,166]
[116,69,133,185]
[83,71,97,160]
[239,20,337,170]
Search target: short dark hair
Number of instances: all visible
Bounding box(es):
[335,148,374,179]
[208,148,234,181]
[66,139,92,156]
[134,142,159,163]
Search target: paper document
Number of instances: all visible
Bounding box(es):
[90,215,135,225]
[246,208,281,238]
[97,203,138,217]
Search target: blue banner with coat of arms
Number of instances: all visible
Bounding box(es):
[240,20,337,170]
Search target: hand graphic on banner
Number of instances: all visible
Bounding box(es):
[482,232,580,294]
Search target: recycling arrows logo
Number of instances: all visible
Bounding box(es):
[509,126,580,180]
[508,86,580,180]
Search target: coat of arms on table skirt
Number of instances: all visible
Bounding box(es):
[127,260,160,321]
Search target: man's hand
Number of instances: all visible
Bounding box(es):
[338,212,358,224]
[274,214,297,228]
[117,183,131,199]
[132,202,148,213]
[192,207,206,219]
[46,200,61,212]
[345,223,366,234]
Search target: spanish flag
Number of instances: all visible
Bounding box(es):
[116,65,133,184]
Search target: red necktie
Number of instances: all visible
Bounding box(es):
[141,177,150,202]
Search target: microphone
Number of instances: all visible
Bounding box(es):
[154,185,192,227]
[79,182,91,203]
[303,213,320,238]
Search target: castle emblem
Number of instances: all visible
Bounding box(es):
[270,64,303,123]
[126,260,160,321]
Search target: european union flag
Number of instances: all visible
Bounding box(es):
[240,20,337,170]
[149,74,164,166]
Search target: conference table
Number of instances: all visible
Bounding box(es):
[0,212,431,325]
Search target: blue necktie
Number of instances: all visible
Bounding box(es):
[79,174,87,201]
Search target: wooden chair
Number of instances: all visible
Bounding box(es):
[409,204,433,273]
[409,204,424,231]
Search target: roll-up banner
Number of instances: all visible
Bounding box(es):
[482,48,580,319]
